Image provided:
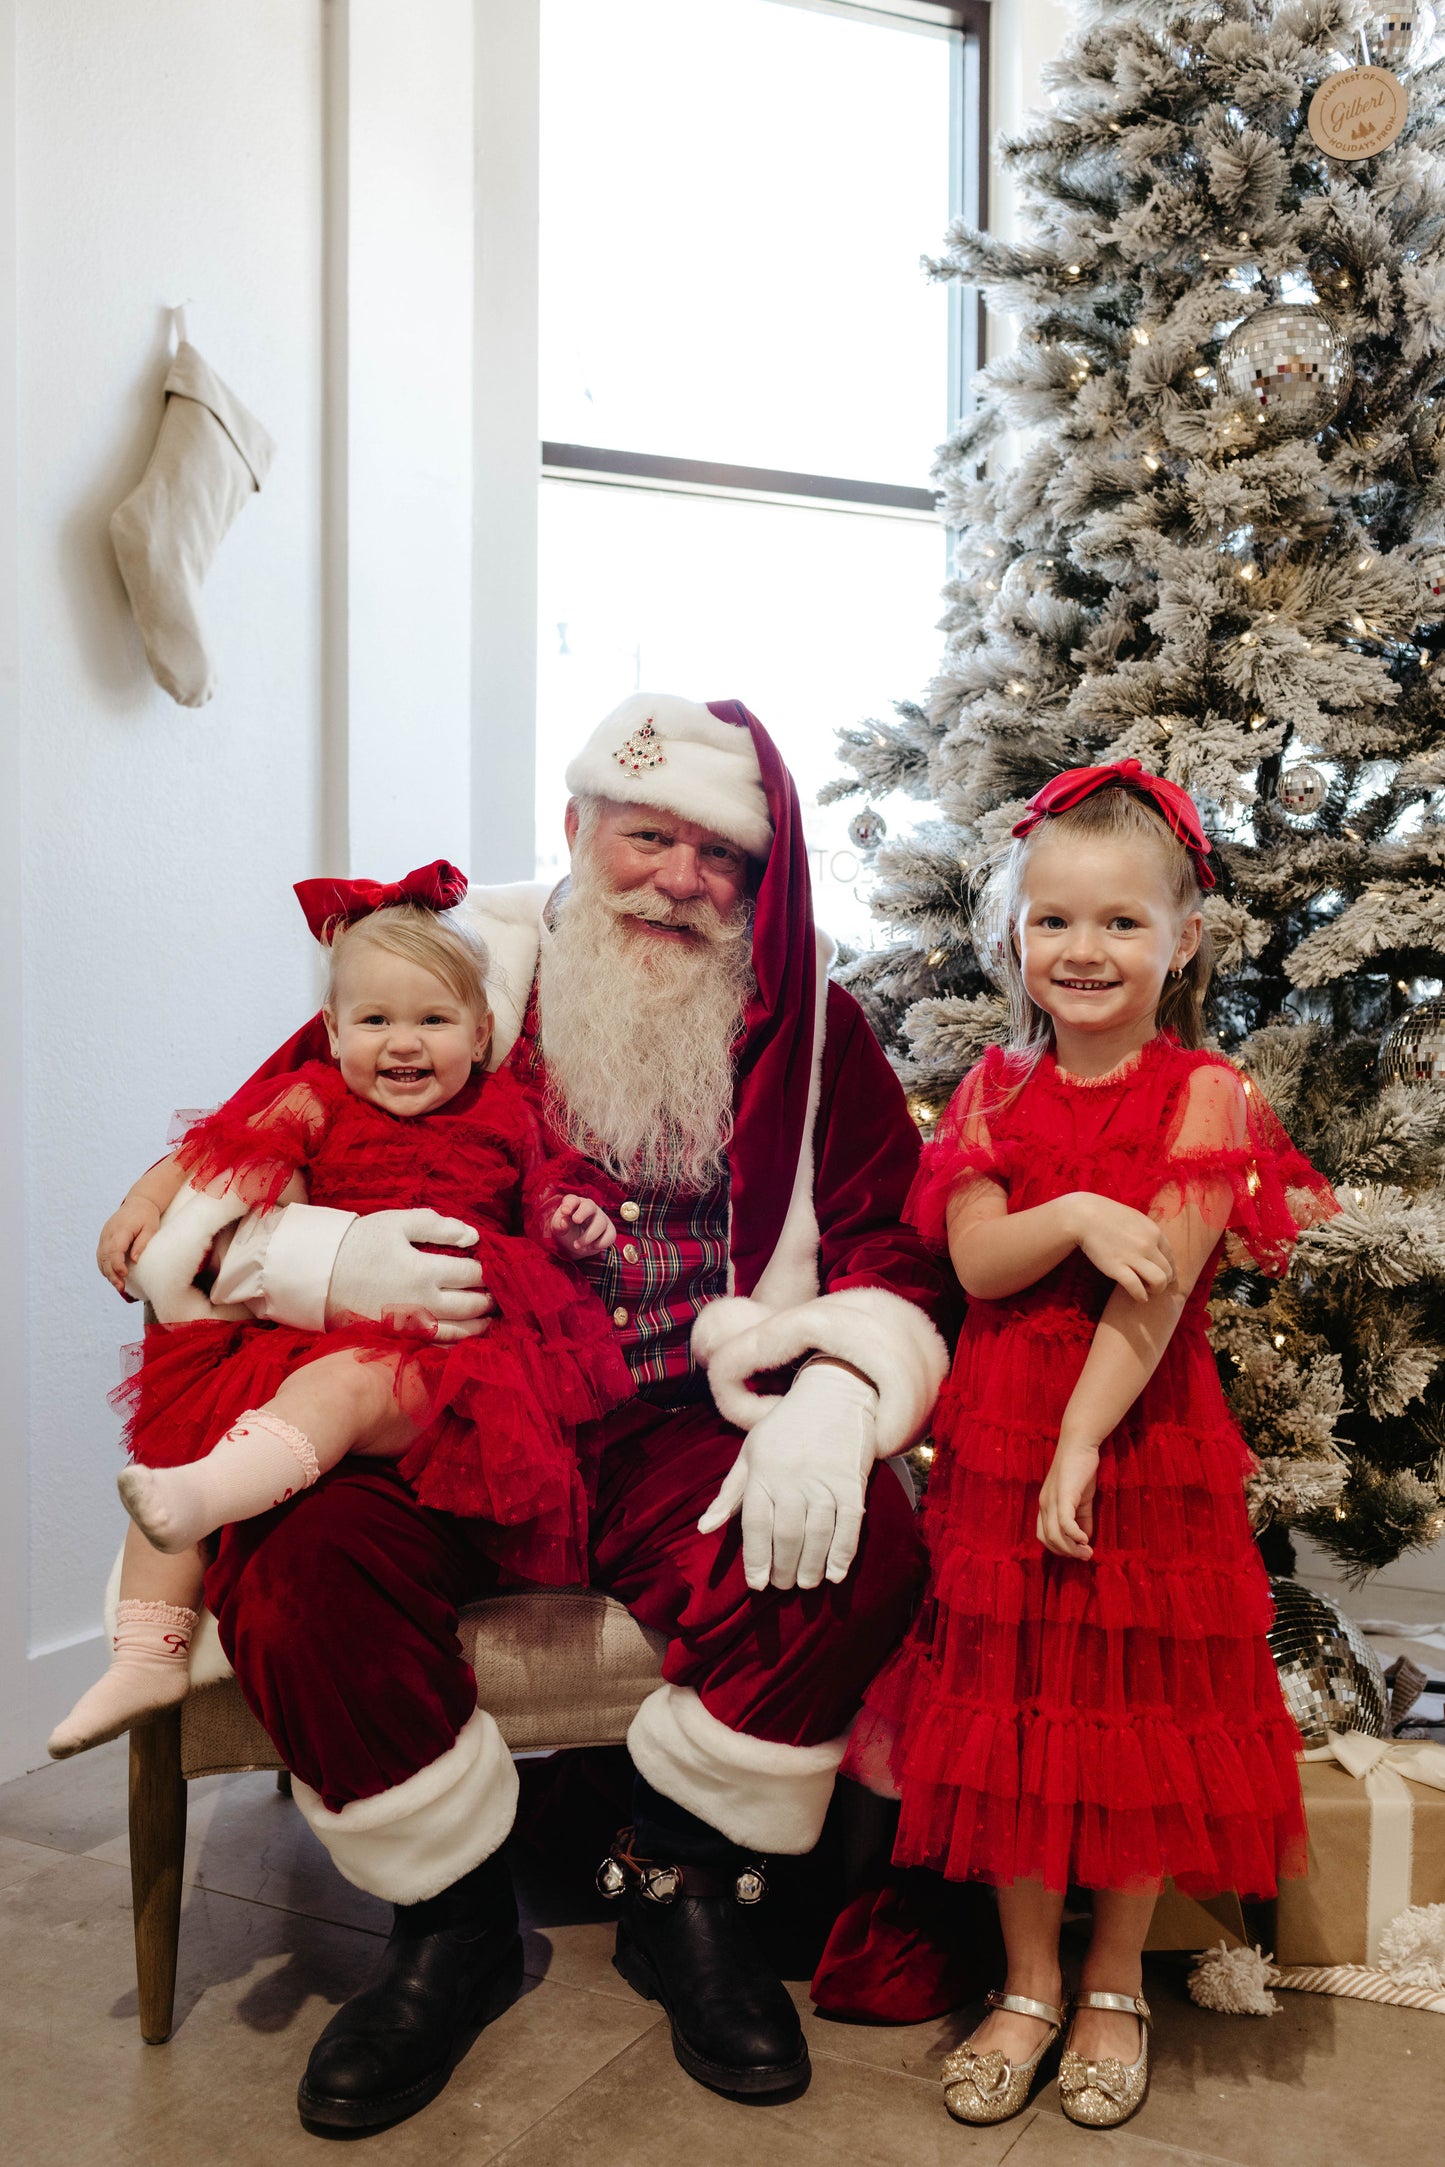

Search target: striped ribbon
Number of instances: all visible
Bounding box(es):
[1274,1964,1445,2013]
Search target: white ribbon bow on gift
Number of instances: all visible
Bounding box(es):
[1303,1731,1445,1961]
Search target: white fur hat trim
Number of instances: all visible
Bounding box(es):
[564,692,774,858]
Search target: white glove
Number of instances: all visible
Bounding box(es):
[325,1208,494,1341]
[697,1361,879,1593]
[125,1182,253,1323]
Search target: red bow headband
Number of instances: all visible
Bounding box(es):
[1011,760,1216,890]
[293,859,469,941]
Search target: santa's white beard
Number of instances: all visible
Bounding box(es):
[537,862,754,1192]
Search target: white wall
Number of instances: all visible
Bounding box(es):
[11,0,328,1766]
[2,0,481,1778]
[344,0,475,875]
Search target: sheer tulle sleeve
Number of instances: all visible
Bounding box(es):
[904,1049,1013,1251]
[1153,1056,1338,1276]
[174,1060,338,1211]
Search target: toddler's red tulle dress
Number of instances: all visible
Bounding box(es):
[121,1060,634,1585]
[851,1030,1336,1901]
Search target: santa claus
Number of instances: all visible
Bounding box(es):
[108,695,951,2133]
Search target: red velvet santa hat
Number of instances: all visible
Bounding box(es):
[563,693,775,859]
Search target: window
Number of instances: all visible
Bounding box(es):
[535,0,988,942]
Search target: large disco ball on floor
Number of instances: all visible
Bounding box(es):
[1267,1578,1390,1748]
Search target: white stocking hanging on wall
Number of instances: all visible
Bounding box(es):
[110,335,277,708]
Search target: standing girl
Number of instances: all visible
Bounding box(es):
[52,863,633,1759]
[850,763,1333,2129]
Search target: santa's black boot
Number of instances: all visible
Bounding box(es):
[599,1784,809,2099]
[297,1849,523,2135]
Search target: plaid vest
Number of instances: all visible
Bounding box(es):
[509,976,731,1400]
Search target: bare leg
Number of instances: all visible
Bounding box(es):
[47,1524,206,1757]
[118,1520,208,1608]
[120,1348,424,1554]
[967,1880,1066,2061]
[1071,1888,1156,2062]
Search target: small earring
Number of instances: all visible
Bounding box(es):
[1169,966,1183,980]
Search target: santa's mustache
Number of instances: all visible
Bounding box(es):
[598,884,749,943]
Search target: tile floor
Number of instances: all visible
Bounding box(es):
[2,1738,1441,2167]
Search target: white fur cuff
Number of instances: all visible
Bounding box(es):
[627,1683,846,1854]
[292,1707,519,1903]
[258,1202,357,1333]
[692,1285,948,1457]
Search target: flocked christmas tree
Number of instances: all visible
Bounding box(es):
[830,0,1445,1574]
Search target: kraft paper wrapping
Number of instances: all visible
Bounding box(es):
[1145,1884,1246,1953]
[1274,1751,1445,1968]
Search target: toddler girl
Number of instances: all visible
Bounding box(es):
[849,762,1333,2130]
[51,861,633,1759]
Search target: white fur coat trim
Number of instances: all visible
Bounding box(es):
[292,1706,519,1903]
[627,1683,847,1854]
[459,880,550,1068]
[692,1284,948,1458]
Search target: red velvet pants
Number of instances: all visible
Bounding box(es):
[205,1397,926,1814]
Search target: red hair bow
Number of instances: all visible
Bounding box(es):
[1011,759,1216,889]
[293,859,469,941]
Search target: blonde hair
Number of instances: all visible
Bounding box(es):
[323,904,494,1063]
[974,786,1214,1072]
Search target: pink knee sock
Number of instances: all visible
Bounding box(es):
[47,1599,198,1758]
[118,1409,322,1553]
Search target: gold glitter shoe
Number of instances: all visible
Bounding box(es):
[1057,1989,1151,2129]
[939,1989,1065,2126]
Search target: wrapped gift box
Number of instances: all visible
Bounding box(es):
[1274,1748,1445,1967]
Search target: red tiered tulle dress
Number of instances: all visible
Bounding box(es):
[854,1031,1336,1899]
[122,1060,635,1586]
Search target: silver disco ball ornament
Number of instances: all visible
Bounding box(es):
[1379,996,1445,1084]
[1276,762,1327,816]
[1408,536,1445,624]
[848,806,888,851]
[1361,4,1436,69]
[1219,305,1353,440]
[1268,1578,1390,1748]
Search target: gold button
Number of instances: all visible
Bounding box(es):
[612,1306,628,1326]
[622,1243,640,1264]
[620,1201,640,1223]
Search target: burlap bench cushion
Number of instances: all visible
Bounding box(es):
[179,1585,668,1780]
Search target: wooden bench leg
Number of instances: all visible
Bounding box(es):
[128,1707,187,2043]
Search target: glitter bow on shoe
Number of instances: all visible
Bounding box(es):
[1058,1991,1152,2129]
[939,1990,1065,2127]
